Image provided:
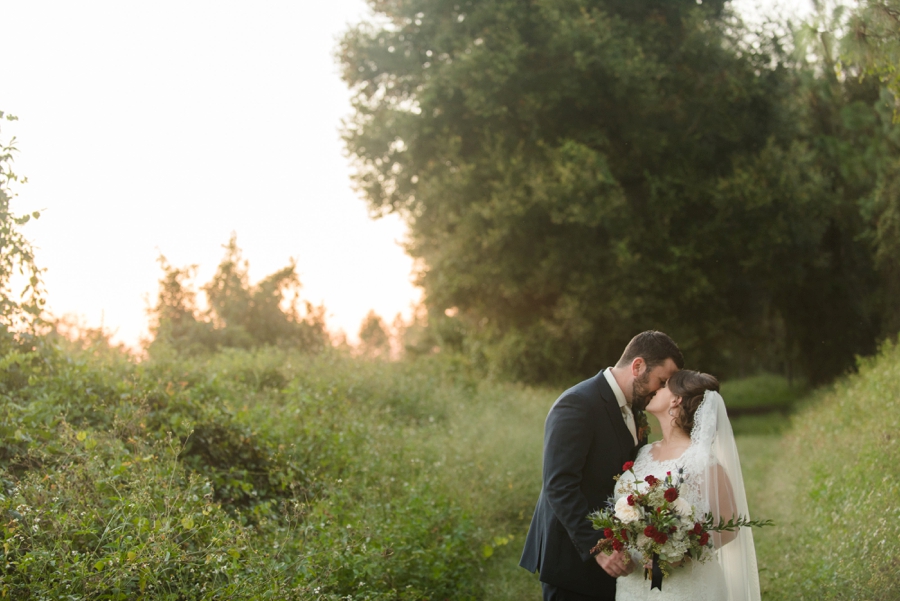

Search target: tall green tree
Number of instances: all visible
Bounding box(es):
[843,0,900,336]
[341,0,899,384]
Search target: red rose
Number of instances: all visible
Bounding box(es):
[612,539,624,551]
[644,525,657,537]
[655,533,668,544]
[622,461,635,472]
[699,532,710,546]
[627,494,635,506]
[664,487,679,502]
[645,475,658,486]
[693,523,703,535]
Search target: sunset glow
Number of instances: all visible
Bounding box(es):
[1,0,419,347]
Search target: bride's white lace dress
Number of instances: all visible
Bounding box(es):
[613,442,726,601]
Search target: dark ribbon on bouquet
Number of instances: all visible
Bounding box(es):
[650,553,663,591]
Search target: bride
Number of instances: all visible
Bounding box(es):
[614,370,761,601]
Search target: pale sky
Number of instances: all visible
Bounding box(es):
[1,0,810,349]
[2,0,418,347]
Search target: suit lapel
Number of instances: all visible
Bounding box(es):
[594,370,636,457]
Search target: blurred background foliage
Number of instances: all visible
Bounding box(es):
[340,0,900,385]
[148,234,329,357]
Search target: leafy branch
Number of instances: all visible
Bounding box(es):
[703,514,774,532]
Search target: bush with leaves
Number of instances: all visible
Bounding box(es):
[0,333,497,599]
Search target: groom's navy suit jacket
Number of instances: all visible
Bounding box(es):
[520,370,644,599]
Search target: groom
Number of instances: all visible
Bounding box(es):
[520,331,683,601]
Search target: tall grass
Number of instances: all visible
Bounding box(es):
[745,340,900,600]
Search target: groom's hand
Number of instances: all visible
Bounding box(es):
[595,550,634,578]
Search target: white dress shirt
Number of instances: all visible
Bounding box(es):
[603,368,637,445]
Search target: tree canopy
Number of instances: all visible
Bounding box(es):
[341,0,900,383]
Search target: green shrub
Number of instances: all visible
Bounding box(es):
[0,341,504,599]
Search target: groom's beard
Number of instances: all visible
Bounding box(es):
[631,372,654,411]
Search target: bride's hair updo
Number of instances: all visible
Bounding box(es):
[668,370,720,435]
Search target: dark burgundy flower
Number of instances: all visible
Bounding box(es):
[645,475,658,486]
[604,528,614,539]
[627,494,635,506]
[699,532,710,546]
[655,533,668,545]
[664,487,679,502]
[644,525,657,537]
[620,529,629,541]
[693,523,703,535]
[612,539,624,551]
[622,461,635,472]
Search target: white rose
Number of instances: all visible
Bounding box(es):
[672,497,693,517]
[614,496,641,523]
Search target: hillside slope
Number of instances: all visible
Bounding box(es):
[750,340,900,600]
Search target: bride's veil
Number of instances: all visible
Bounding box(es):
[690,390,762,601]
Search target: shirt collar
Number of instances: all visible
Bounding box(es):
[603,368,629,409]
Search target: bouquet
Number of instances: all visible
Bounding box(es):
[588,462,770,590]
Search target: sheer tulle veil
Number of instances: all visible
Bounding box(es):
[690,390,762,601]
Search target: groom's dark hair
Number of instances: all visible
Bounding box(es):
[615,330,684,370]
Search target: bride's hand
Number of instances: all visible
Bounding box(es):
[595,550,634,578]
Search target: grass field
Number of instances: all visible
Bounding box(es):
[0,337,897,599]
